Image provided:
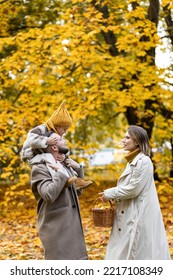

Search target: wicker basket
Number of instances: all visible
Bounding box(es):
[92,198,115,227]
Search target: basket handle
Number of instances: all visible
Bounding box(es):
[93,197,114,210]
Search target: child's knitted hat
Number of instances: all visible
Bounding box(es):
[45,100,72,132]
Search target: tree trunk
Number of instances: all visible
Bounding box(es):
[125,0,159,139]
[91,0,119,56]
[163,4,173,178]
[170,137,173,178]
[163,4,173,45]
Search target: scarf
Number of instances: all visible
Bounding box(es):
[124,148,140,163]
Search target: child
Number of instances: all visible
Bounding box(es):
[21,100,92,190]
[21,100,72,161]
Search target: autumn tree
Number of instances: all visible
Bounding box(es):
[0,0,173,210]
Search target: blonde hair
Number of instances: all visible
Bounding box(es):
[127,125,151,156]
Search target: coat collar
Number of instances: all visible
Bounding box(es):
[118,152,145,180]
[124,148,140,163]
[129,152,145,166]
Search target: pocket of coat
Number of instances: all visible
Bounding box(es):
[49,202,69,211]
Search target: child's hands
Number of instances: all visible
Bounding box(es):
[47,136,59,146]
[56,154,66,162]
[65,158,80,169]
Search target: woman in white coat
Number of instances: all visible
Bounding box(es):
[101,125,170,260]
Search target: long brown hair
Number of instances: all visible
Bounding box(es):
[127,125,151,156]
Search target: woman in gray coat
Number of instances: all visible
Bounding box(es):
[101,125,170,260]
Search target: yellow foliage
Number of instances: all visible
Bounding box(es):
[162,0,173,8]
[0,0,172,192]
[0,178,172,260]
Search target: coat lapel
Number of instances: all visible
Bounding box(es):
[119,164,132,180]
[119,152,145,180]
[130,152,145,166]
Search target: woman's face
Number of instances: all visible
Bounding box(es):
[122,131,137,152]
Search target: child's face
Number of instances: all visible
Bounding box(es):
[55,126,68,136]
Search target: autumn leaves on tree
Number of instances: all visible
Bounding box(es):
[0,1,173,204]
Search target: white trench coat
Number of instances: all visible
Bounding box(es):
[104,152,171,260]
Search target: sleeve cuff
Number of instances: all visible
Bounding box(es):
[104,187,120,202]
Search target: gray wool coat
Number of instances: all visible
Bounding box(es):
[31,163,88,260]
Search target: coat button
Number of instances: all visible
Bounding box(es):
[121,210,124,214]
[118,228,121,231]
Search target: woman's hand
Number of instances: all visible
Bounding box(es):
[99,192,108,202]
